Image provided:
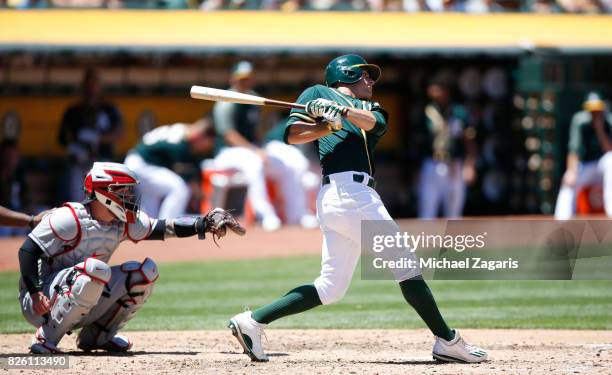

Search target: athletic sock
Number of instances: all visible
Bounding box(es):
[399,277,454,341]
[251,284,322,325]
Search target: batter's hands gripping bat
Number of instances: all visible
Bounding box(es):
[190,86,306,110]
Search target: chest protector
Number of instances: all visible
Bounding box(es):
[41,202,125,278]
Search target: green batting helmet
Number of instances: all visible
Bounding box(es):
[324,54,381,87]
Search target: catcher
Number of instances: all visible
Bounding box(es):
[18,162,245,354]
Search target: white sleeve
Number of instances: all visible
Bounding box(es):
[28,207,79,257]
[213,101,236,135]
[126,210,156,242]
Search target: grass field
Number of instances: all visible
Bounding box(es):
[1,256,611,334]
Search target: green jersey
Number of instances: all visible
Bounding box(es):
[568,110,612,163]
[212,89,261,156]
[284,84,388,176]
[134,124,196,170]
[422,103,473,162]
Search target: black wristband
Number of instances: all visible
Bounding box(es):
[195,217,206,240]
[174,216,199,238]
[146,219,166,241]
[28,215,35,229]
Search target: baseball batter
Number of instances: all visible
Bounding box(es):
[124,119,215,219]
[228,55,488,363]
[554,92,612,219]
[18,162,244,353]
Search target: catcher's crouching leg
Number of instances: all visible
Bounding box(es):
[77,258,158,352]
[31,258,112,354]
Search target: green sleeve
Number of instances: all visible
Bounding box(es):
[212,101,236,136]
[568,113,582,154]
[368,103,388,137]
[283,86,319,143]
[453,105,469,123]
[264,121,287,143]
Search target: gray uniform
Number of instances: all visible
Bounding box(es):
[21,202,159,350]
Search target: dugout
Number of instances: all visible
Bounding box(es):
[1,11,611,217]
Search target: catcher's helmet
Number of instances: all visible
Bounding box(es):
[583,91,606,112]
[324,54,381,87]
[84,162,140,223]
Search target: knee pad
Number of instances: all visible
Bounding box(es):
[71,258,112,306]
[120,257,158,305]
[77,258,158,349]
[41,259,110,345]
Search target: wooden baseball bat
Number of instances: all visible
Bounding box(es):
[190,86,306,110]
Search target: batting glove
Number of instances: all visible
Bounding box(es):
[305,98,335,118]
[328,102,348,117]
[322,104,344,132]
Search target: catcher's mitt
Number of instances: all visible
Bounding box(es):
[198,208,246,246]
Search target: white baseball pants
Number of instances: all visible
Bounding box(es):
[418,158,466,219]
[554,152,612,219]
[314,171,421,305]
[214,144,314,224]
[214,147,279,222]
[264,140,314,224]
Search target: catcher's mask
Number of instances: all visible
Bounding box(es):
[84,162,140,223]
[325,54,381,87]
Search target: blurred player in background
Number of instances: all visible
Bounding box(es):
[124,118,216,219]
[212,61,316,230]
[0,113,49,235]
[418,80,477,219]
[58,68,123,202]
[263,113,319,228]
[554,91,612,219]
[1,119,26,235]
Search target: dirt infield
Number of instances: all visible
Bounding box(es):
[2,219,611,374]
[1,329,610,374]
